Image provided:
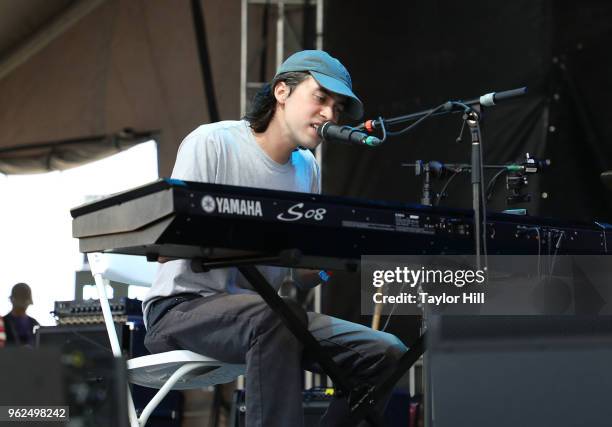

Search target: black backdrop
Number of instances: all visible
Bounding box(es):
[319,0,612,343]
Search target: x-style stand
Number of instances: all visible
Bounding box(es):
[192,249,426,427]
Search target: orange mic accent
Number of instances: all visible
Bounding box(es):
[364,120,374,133]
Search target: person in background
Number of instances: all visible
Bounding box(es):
[0,316,6,348]
[4,283,39,347]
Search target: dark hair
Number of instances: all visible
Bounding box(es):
[11,283,31,297]
[244,71,310,133]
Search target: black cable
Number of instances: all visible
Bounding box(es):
[594,222,608,253]
[485,168,507,202]
[549,231,565,279]
[534,227,542,279]
[380,281,410,332]
[378,116,388,143]
[386,103,448,136]
[546,230,552,277]
[434,171,460,206]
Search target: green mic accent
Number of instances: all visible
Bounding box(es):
[365,136,380,147]
[505,165,523,171]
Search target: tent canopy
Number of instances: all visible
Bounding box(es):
[0,0,242,175]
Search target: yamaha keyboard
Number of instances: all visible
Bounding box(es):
[71,179,611,270]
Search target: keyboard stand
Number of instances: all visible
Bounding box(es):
[193,249,426,426]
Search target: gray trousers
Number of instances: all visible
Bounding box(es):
[144,292,407,427]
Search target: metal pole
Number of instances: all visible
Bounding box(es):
[468,111,482,269]
[240,0,248,116]
[314,0,324,166]
[276,1,285,69]
[238,2,248,387]
[315,0,324,50]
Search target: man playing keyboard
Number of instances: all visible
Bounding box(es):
[143,50,407,427]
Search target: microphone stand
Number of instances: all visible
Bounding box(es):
[359,88,528,265]
[348,88,526,424]
[421,162,433,206]
[466,107,484,269]
[368,100,488,267]
[356,87,527,133]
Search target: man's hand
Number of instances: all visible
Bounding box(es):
[157,256,180,263]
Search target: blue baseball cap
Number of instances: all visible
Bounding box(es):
[275,50,364,120]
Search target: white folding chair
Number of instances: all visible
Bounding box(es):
[87,252,245,427]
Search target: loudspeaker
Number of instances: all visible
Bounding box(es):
[0,347,128,427]
[36,323,183,427]
[428,316,612,427]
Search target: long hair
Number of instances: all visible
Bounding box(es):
[244,71,310,133]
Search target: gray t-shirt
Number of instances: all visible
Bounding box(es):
[143,120,321,323]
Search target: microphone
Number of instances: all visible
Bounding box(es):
[479,87,528,107]
[501,153,550,173]
[520,154,550,173]
[413,160,462,178]
[316,122,382,147]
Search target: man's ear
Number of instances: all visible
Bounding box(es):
[274,81,289,104]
